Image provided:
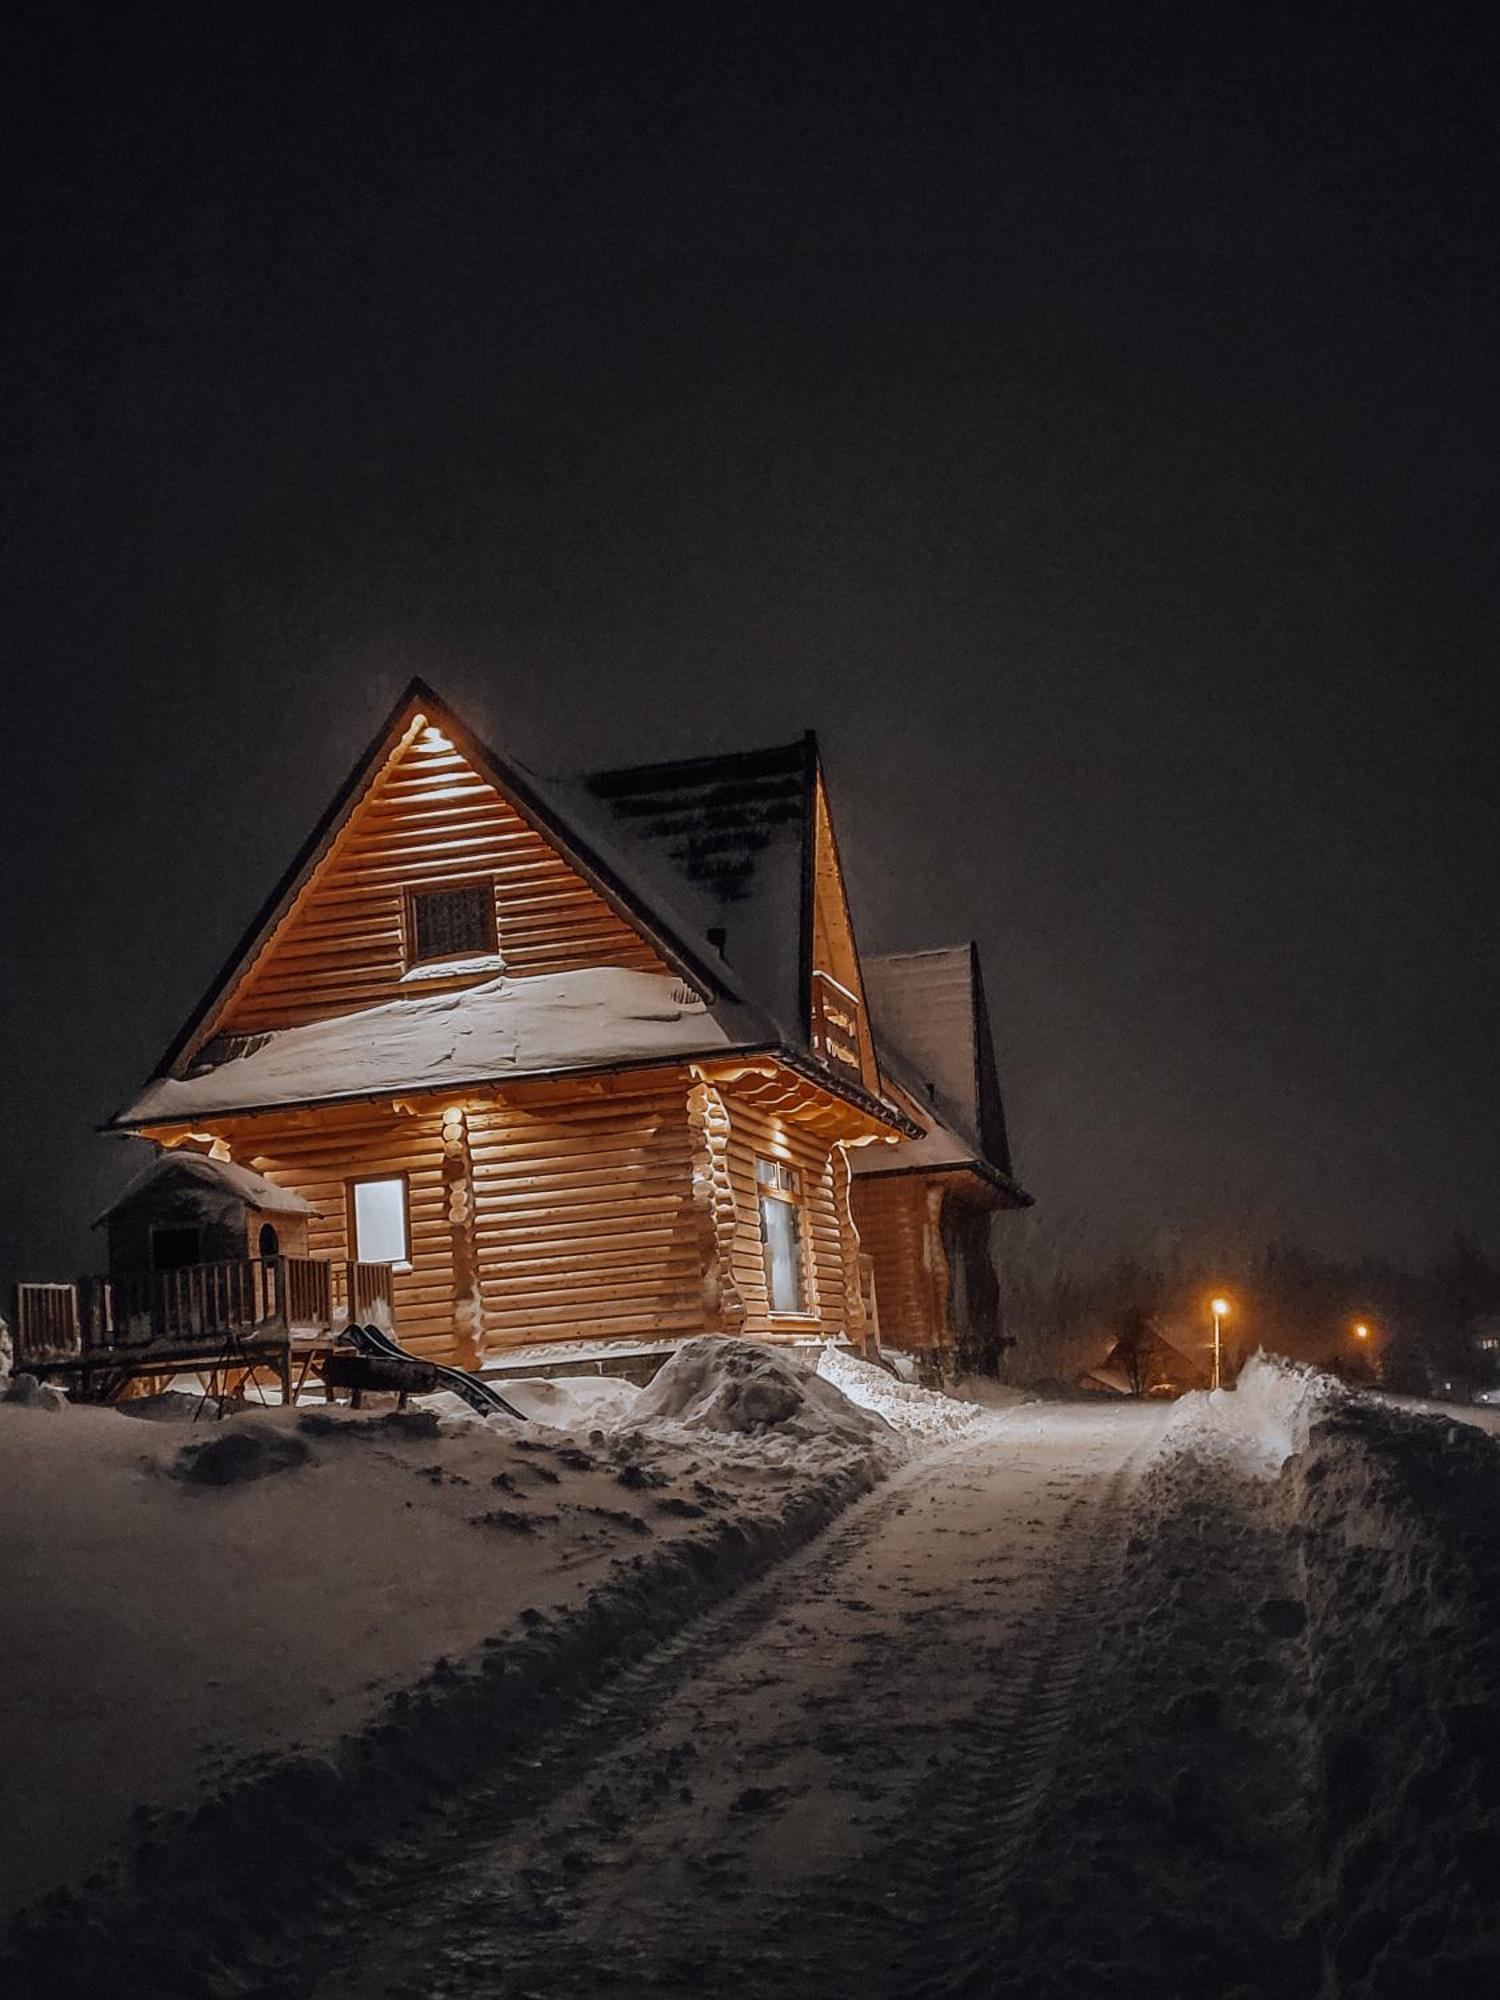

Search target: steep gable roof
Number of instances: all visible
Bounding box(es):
[147,680,761,1086]
[118,683,909,1135]
[855,944,1031,1203]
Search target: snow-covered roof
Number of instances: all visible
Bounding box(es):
[119,968,761,1125]
[96,1150,318,1221]
[548,738,814,1043]
[852,946,1030,1201]
[121,685,911,1137]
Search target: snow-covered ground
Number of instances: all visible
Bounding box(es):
[6,1350,1500,1997]
[0,1341,911,1945]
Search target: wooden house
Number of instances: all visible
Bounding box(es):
[848,945,1032,1379]
[106,681,933,1372]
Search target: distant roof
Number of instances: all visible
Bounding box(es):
[853,945,1031,1203]
[96,1149,317,1222]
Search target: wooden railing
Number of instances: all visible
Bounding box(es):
[811,969,863,1078]
[104,1255,337,1347]
[15,1283,82,1364]
[17,1255,396,1360]
[281,1256,334,1330]
[345,1260,396,1323]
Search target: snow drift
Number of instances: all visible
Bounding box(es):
[1117,1355,1500,1995]
[816,1342,990,1443]
[630,1336,899,1459]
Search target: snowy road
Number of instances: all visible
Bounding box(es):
[246,1406,1180,1999]
[27,1372,1492,1999]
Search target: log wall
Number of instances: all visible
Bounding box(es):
[715,1084,857,1339]
[849,1173,949,1352]
[188,1067,872,1366]
[466,1079,706,1352]
[227,1100,465,1360]
[219,724,665,1037]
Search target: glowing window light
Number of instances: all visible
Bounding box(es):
[351,1177,409,1267]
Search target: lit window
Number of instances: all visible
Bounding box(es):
[350,1177,410,1267]
[406,880,497,966]
[756,1156,808,1315]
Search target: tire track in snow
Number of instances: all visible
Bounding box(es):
[251,1407,1169,2000]
[774,1443,1159,2000]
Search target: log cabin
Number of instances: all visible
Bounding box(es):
[101,681,1029,1378]
[849,945,1032,1380]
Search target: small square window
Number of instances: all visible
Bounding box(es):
[406,880,497,966]
[349,1177,410,1267]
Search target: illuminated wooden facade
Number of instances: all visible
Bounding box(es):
[110,683,913,1368]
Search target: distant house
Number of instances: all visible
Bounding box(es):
[94,681,1029,1378]
[849,947,1032,1379]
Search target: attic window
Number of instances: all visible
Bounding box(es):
[406,880,497,967]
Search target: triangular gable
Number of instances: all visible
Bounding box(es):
[807,761,881,1097]
[155,681,731,1080]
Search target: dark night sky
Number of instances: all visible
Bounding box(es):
[3,1,1497,1302]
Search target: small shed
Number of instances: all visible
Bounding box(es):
[98,1150,317,1281]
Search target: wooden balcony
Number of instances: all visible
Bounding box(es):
[811,969,864,1079]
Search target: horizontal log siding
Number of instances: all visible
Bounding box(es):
[221,728,665,1034]
[718,1089,855,1339]
[225,1103,463,1359]
[848,1175,949,1352]
[467,1084,706,1350]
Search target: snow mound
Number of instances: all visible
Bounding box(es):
[1164,1349,1348,1473]
[2,1373,67,1413]
[816,1344,988,1443]
[170,1427,312,1486]
[115,1392,220,1424]
[631,1337,896,1453]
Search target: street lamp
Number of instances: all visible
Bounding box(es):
[1352,1321,1370,1342]
[1209,1296,1231,1391]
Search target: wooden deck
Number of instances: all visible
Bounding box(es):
[13,1255,395,1404]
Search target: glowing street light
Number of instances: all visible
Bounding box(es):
[1352,1321,1370,1342]
[1209,1296,1231,1391]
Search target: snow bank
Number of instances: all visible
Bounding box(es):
[1280,1395,1500,1991]
[816,1343,989,1444]
[1161,1348,1349,1474]
[1120,1355,1500,1992]
[630,1336,899,1461]
[0,1376,886,1961]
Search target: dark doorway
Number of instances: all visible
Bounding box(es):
[150,1225,201,1271]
